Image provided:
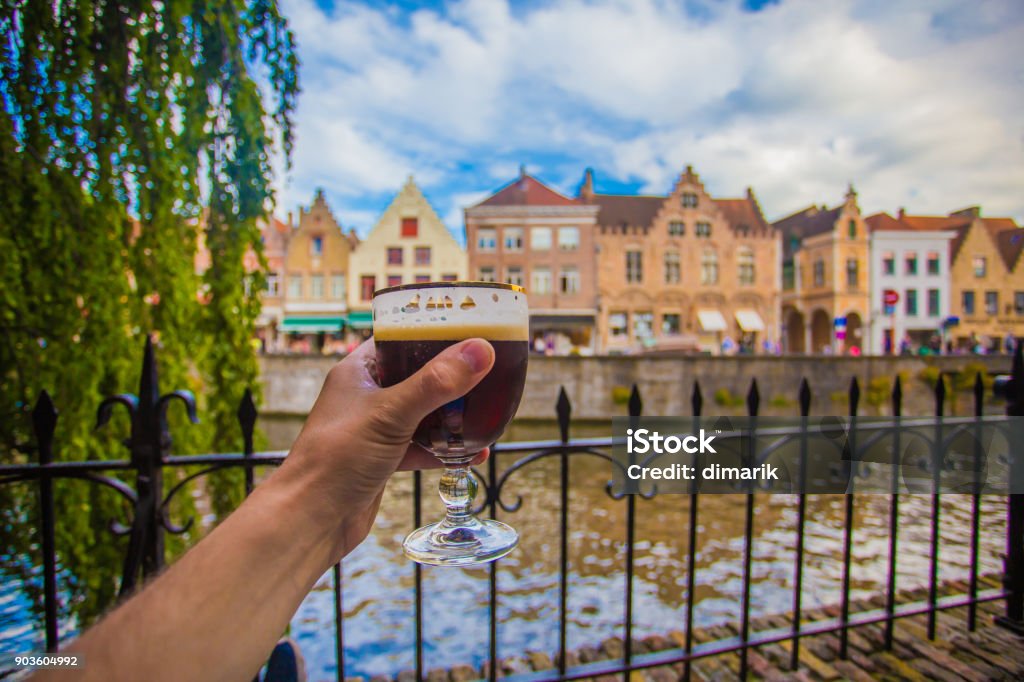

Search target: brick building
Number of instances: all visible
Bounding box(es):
[583,166,780,354]
[774,186,870,354]
[465,169,600,354]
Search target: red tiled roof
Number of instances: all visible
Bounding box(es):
[715,197,770,232]
[271,216,291,233]
[590,194,664,230]
[474,173,578,207]
[986,219,1023,271]
[864,212,904,232]
[900,215,969,231]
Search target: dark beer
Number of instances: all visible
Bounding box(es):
[376,326,528,457]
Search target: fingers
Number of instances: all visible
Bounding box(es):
[396,446,490,472]
[380,338,495,426]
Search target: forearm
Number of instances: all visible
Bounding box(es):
[41,466,338,682]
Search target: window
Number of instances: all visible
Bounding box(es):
[401,217,418,238]
[531,227,552,250]
[441,273,458,282]
[664,251,681,284]
[610,312,628,338]
[331,274,345,300]
[681,192,698,208]
[986,291,998,316]
[738,247,755,285]
[963,290,975,315]
[387,274,402,288]
[558,227,580,251]
[360,275,376,301]
[626,250,643,283]
[813,260,825,287]
[928,289,940,317]
[531,266,552,294]
[477,228,497,252]
[478,266,496,283]
[848,220,856,239]
[310,274,324,299]
[882,252,895,275]
[311,236,323,257]
[387,247,403,265]
[668,221,685,236]
[266,272,279,297]
[973,256,986,278]
[905,289,918,316]
[415,274,430,284]
[905,252,918,275]
[504,227,523,252]
[288,275,303,298]
[695,221,711,237]
[846,258,859,289]
[662,313,681,335]
[559,266,580,294]
[1015,292,1024,315]
[927,252,941,275]
[415,246,431,266]
[506,266,524,287]
[701,248,719,285]
[634,312,654,340]
[783,263,795,290]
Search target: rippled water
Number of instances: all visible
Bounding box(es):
[1,417,1009,682]
[288,446,1007,681]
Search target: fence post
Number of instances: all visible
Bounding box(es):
[996,341,1024,634]
[32,391,59,651]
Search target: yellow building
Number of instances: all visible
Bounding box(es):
[280,190,357,352]
[775,186,871,354]
[347,176,467,321]
[898,208,1024,352]
[587,166,781,354]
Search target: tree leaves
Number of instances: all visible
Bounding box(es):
[0,0,298,627]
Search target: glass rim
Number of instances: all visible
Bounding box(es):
[372,280,526,299]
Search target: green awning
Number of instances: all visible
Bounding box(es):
[344,311,374,330]
[281,316,344,333]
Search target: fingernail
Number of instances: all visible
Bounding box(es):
[460,339,492,373]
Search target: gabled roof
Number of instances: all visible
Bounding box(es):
[589,194,664,230]
[864,212,904,232]
[716,196,771,233]
[988,220,1024,271]
[867,210,1023,270]
[474,173,579,207]
[774,205,842,259]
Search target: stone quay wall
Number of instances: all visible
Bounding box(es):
[259,353,1011,419]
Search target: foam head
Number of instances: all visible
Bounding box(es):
[372,284,529,341]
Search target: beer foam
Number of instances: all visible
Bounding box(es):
[373,285,529,341]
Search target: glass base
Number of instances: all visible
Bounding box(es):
[403,516,519,567]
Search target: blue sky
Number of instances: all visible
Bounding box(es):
[272,0,1024,241]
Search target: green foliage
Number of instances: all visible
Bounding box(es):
[953,363,994,393]
[768,394,794,408]
[865,376,892,408]
[611,386,631,405]
[713,388,744,407]
[830,391,849,404]
[0,0,298,625]
[918,366,942,388]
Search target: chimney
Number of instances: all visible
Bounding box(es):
[519,163,527,179]
[579,167,595,200]
[287,211,294,227]
[897,207,905,220]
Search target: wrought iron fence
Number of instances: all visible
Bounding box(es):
[1,336,1022,681]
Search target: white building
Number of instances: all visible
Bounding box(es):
[866,213,956,354]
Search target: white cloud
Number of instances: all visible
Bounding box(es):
[271,0,1024,227]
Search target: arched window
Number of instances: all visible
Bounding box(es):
[701,248,719,285]
[664,250,681,284]
[738,247,755,285]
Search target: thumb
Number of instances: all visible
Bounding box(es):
[382,338,495,427]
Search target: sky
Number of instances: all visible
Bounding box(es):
[270,0,1024,240]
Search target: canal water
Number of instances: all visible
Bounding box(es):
[262,416,1009,681]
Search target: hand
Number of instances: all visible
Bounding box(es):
[270,337,496,569]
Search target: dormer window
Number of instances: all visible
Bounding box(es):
[681,192,698,208]
[401,217,418,238]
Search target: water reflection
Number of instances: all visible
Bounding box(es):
[283,418,1007,680]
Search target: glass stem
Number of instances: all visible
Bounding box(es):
[438,464,477,527]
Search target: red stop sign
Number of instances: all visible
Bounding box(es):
[883,289,899,306]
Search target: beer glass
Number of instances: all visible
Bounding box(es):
[373,282,528,566]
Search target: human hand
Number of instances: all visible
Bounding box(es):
[268,337,495,569]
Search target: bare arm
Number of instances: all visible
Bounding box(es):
[37,337,494,682]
